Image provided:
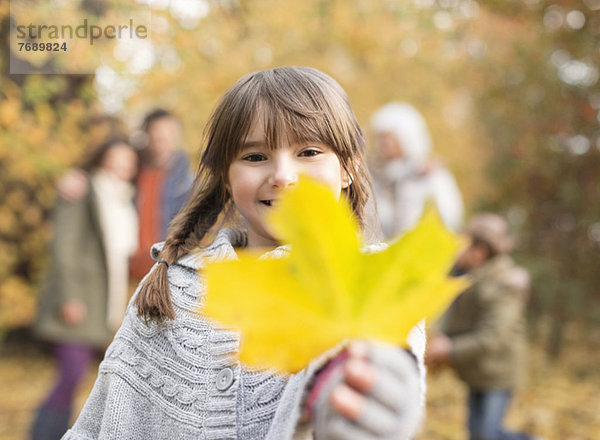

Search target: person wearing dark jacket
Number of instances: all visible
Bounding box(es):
[127,109,193,279]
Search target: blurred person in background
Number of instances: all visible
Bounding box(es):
[31,139,139,440]
[370,102,464,239]
[127,109,193,280]
[57,109,193,281]
[426,213,541,440]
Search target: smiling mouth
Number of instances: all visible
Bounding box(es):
[260,200,279,207]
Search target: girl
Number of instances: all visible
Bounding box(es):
[63,67,425,440]
[33,139,139,440]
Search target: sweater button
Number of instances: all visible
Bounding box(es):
[216,367,234,391]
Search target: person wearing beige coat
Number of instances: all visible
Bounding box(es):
[426,213,539,440]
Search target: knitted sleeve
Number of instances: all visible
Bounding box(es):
[237,344,344,439]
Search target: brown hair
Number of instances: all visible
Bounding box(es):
[81,138,139,182]
[135,66,375,323]
[141,108,177,131]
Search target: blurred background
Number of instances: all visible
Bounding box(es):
[1,0,599,439]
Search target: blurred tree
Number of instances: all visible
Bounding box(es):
[1,0,598,356]
[470,0,600,356]
[0,3,110,337]
[120,0,599,354]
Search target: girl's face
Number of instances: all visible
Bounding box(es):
[227,116,350,248]
[101,143,138,182]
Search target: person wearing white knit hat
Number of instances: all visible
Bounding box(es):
[370,102,464,238]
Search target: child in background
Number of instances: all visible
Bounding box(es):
[427,213,540,440]
[63,67,425,440]
[32,139,139,440]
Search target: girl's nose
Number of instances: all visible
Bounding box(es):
[268,156,298,188]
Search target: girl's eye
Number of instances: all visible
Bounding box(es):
[299,148,321,157]
[242,153,267,162]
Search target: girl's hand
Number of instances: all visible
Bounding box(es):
[311,342,423,440]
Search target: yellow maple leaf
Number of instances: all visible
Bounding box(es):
[202,177,468,373]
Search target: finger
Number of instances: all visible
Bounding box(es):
[345,359,418,426]
[347,341,369,360]
[329,384,365,420]
[349,342,419,381]
[346,346,420,394]
[344,358,375,392]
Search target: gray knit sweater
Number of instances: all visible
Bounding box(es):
[63,228,426,440]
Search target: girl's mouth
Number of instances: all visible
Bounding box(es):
[260,200,278,207]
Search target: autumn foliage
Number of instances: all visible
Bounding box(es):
[1,1,599,353]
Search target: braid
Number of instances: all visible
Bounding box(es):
[134,175,227,323]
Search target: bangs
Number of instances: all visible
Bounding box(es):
[227,67,358,158]
[258,83,339,152]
